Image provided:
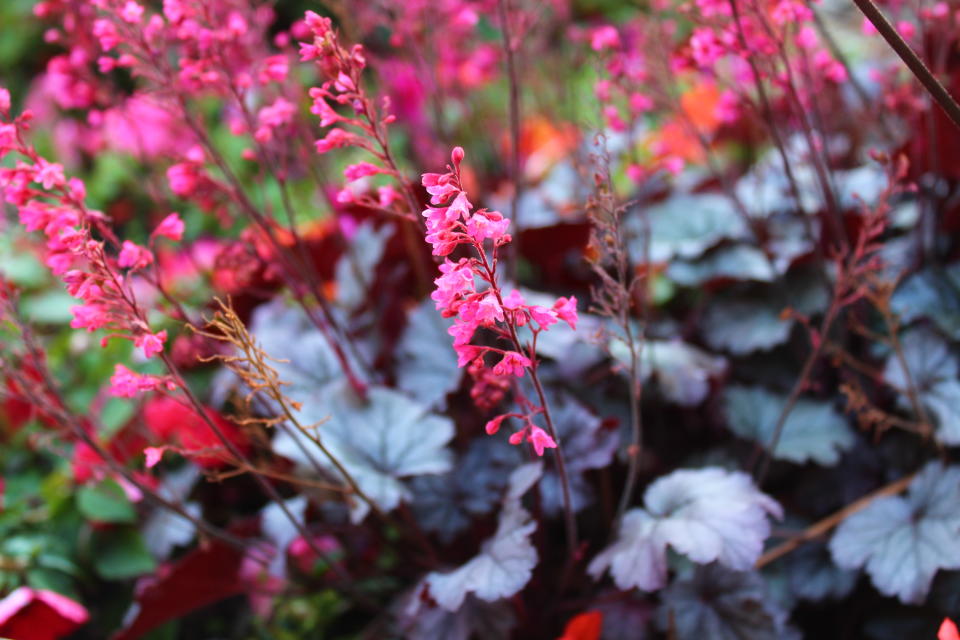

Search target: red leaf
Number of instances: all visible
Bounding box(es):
[940,618,960,640]
[143,396,249,468]
[0,587,89,640]
[110,538,249,640]
[557,610,603,640]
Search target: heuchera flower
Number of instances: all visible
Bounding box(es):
[420,147,578,456]
[508,424,558,456]
[134,330,167,358]
[117,240,153,270]
[493,351,532,377]
[108,364,172,398]
[152,212,185,242]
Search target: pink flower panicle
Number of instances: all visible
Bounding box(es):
[0,102,170,368]
[421,147,578,456]
[300,12,415,217]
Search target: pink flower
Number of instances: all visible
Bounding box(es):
[0,87,9,114]
[135,330,167,359]
[474,294,504,324]
[377,185,398,207]
[502,289,526,310]
[255,97,296,141]
[689,27,724,68]
[590,25,621,51]
[466,209,510,243]
[897,20,916,40]
[529,305,558,328]
[507,424,557,456]
[314,128,355,154]
[629,92,654,115]
[485,414,511,435]
[310,88,343,127]
[92,19,120,51]
[259,55,289,84]
[527,426,557,456]
[34,160,65,190]
[454,343,482,367]
[448,320,477,348]
[0,123,15,150]
[493,351,531,377]
[118,240,153,270]
[167,163,200,197]
[552,296,578,330]
[152,212,185,242]
[109,364,165,397]
[343,161,383,182]
[144,446,166,468]
[18,204,49,232]
[422,173,459,204]
[304,10,332,37]
[70,304,110,332]
[120,1,144,23]
[431,258,474,311]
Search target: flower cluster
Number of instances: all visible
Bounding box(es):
[0,102,176,397]
[422,147,577,456]
[299,12,408,212]
[583,0,850,183]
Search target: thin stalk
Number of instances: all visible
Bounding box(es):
[754,301,838,484]
[479,253,579,560]
[497,0,524,279]
[613,320,644,525]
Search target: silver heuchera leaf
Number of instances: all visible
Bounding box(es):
[142,466,201,560]
[891,265,960,335]
[274,385,455,523]
[411,438,522,542]
[702,298,792,355]
[538,395,617,515]
[396,297,461,411]
[723,385,853,465]
[637,340,727,407]
[589,467,782,591]
[883,327,960,445]
[261,496,308,577]
[247,300,345,404]
[658,564,801,640]
[425,463,543,611]
[701,270,827,356]
[334,221,392,310]
[398,594,516,640]
[627,193,748,262]
[829,462,960,604]
[667,245,776,286]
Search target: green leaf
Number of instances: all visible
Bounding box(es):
[26,567,79,600]
[20,290,77,324]
[101,398,135,437]
[77,479,137,524]
[93,527,157,580]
